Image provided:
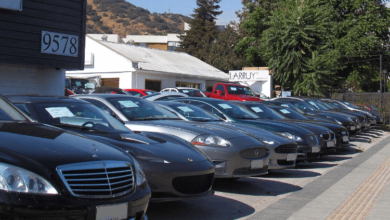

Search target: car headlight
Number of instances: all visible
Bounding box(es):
[191,135,231,147]
[278,132,303,142]
[0,163,58,195]
[133,159,146,186]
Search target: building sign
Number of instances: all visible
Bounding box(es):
[0,0,23,11]
[41,31,79,57]
[229,70,270,82]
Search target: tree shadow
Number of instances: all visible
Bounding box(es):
[212,177,302,196]
[147,195,255,220]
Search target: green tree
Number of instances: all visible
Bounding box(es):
[329,0,390,92]
[235,0,279,66]
[261,0,339,96]
[179,0,222,62]
[206,22,245,72]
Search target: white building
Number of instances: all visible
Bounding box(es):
[66,35,229,91]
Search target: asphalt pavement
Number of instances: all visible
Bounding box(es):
[147,128,390,220]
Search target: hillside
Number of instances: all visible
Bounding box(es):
[86,0,189,37]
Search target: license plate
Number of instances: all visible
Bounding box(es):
[357,125,361,129]
[251,160,263,169]
[312,146,320,153]
[327,141,335,147]
[343,136,349,142]
[286,154,297,161]
[350,126,356,131]
[96,203,128,220]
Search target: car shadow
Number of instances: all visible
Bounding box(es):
[334,147,362,155]
[350,137,372,143]
[147,195,255,220]
[294,161,337,169]
[358,133,381,138]
[212,177,302,196]
[318,155,353,162]
[263,169,321,178]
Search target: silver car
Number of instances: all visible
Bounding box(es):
[73,94,270,179]
[155,101,299,170]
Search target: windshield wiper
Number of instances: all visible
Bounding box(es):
[53,123,108,134]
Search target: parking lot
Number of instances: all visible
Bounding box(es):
[147,128,389,220]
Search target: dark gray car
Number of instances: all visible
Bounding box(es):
[73,94,271,179]
[7,95,215,202]
[155,101,299,170]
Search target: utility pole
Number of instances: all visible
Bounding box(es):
[380,55,383,109]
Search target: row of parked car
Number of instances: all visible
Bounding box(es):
[0,91,381,220]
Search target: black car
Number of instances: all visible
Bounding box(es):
[172,98,335,160]
[7,95,215,202]
[270,98,359,135]
[0,95,150,219]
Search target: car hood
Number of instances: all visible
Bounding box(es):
[85,132,209,163]
[0,122,133,175]
[209,122,296,147]
[235,119,313,136]
[278,120,335,134]
[124,120,248,141]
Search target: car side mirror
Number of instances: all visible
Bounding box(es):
[216,90,223,95]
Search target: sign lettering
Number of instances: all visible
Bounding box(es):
[229,70,270,82]
[41,31,79,57]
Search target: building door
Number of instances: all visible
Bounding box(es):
[101,78,119,88]
[175,81,201,89]
[145,79,161,92]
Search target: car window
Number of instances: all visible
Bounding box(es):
[215,85,224,94]
[155,95,186,101]
[166,103,221,122]
[244,104,286,120]
[187,101,227,120]
[82,99,114,116]
[0,98,27,121]
[128,91,143,97]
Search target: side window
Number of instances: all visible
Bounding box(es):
[128,91,142,97]
[215,85,225,94]
[13,103,32,117]
[82,99,114,116]
[156,95,183,101]
[188,101,227,120]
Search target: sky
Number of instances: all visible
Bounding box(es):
[126,0,243,25]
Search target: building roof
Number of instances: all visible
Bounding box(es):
[88,35,228,81]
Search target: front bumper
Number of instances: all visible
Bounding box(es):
[141,160,215,202]
[297,144,320,160]
[0,182,151,220]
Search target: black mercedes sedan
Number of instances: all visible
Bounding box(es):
[7,95,215,202]
[0,95,150,220]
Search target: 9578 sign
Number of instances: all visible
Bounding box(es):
[41,31,79,57]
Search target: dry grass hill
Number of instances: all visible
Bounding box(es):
[86,0,189,37]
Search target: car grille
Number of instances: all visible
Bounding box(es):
[172,173,214,194]
[275,144,297,153]
[240,147,268,159]
[57,161,134,198]
[321,132,335,140]
[305,134,319,146]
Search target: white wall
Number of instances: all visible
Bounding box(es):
[67,37,135,75]
[0,64,65,96]
[240,75,273,98]
[132,71,206,91]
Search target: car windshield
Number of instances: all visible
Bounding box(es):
[33,102,130,133]
[306,100,329,110]
[342,101,359,109]
[226,86,256,97]
[273,107,309,120]
[317,100,335,109]
[0,97,27,121]
[328,102,348,110]
[164,103,222,122]
[290,101,318,113]
[178,89,206,97]
[213,101,259,119]
[243,104,286,120]
[108,97,180,121]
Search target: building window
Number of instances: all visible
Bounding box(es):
[176,81,201,89]
[145,79,161,92]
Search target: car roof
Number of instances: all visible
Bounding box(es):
[72,94,133,99]
[5,95,85,104]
